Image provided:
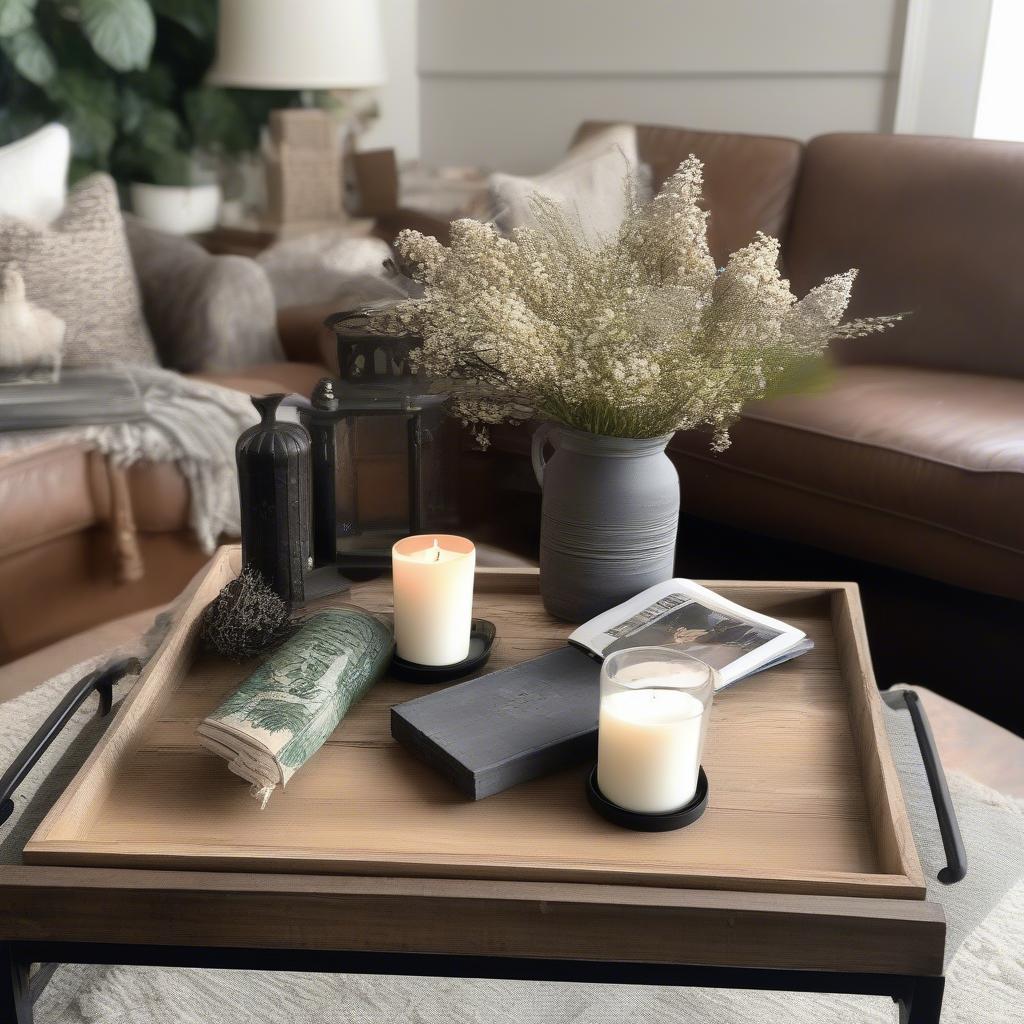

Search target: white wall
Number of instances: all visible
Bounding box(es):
[360,0,420,160]
[893,0,993,136]
[973,0,1024,141]
[418,0,909,172]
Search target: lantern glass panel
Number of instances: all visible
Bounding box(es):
[303,382,456,571]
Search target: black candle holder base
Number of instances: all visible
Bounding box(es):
[391,619,496,683]
[586,765,709,832]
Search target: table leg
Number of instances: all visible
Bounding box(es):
[0,943,33,1024]
[897,975,945,1024]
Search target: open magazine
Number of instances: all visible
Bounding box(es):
[568,578,812,689]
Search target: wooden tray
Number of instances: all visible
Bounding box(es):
[25,547,924,900]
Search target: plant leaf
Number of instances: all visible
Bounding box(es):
[79,0,155,72]
[184,86,251,153]
[0,0,35,38]
[146,149,195,186]
[124,62,175,103]
[150,0,216,39]
[135,102,183,153]
[0,102,50,147]
[0,26,55,84]
[46,70,118,164]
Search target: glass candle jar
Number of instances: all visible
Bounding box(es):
[597,647,716,814]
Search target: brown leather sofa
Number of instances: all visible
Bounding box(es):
[483,122,1024,603]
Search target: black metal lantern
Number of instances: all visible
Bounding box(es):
[299,312,457,587]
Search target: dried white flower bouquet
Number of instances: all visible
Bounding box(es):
[369,156,900,450]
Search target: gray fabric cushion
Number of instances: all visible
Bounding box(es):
[124,217,282,372]
[0,174,157,367]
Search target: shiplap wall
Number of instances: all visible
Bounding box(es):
[360,0,420,160]
[419,0,909,171]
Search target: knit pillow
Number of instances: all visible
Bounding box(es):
[0,173,157,367]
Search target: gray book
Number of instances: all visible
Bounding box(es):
[0,368,145,431]
[390,645,601,800]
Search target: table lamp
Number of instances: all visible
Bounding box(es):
[207,0,386,227]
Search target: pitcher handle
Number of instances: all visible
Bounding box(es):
[531,422,557,487]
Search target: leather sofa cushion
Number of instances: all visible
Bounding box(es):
[785,133,1024,379]
[670,365,1024,593]
[574,120,802,266]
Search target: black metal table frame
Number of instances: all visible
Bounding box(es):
[2,941,946,1024]
[0,666,966,1024]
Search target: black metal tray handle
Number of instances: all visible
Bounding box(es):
[0,657,141,826]
[884,688,968,885]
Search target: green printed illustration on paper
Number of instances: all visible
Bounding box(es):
[209,608,394,770]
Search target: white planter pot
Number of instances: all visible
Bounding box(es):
[130,182,222,234]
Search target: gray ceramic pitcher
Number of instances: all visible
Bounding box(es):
[532,423,680,622]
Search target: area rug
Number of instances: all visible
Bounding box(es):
[1,617,1021,1024]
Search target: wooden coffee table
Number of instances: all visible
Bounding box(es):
[0,549,956,1023]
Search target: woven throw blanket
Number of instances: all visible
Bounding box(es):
[1,611,1021,1023]
[197,609,394,807]
[0,365,258,553]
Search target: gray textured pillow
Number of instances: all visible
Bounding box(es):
[124,217,283,372]
[0,173,156,367]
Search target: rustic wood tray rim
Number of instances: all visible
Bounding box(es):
[25,548,925,901]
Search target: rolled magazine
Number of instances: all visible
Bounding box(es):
[197,608,394,807]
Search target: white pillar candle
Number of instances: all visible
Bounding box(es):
[392,534,476,666]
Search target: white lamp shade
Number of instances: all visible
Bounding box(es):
[207,0,386,90]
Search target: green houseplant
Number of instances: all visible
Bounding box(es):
[0,0,309,191]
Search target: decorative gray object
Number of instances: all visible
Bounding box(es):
[532,423,680,622]
[236,394,311,605]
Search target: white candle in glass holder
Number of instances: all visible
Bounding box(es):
[597,649,714,815]
[392,535,476,666]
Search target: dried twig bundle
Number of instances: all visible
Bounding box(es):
[200,568,295,661]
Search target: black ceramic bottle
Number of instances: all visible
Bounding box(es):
[236,394,311,605]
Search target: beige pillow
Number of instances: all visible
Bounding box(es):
[0,173,157,367]
[489,124,640,245]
